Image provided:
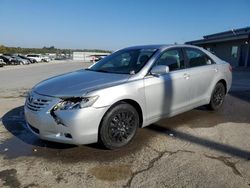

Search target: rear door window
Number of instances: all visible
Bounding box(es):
[185,48,214,68]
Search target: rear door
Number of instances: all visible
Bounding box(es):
[183,47,217,105]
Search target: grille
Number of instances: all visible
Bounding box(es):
[26,95,51,112]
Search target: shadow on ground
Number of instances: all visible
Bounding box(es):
[0,106,155,162]
[147,125,250,159]
[229,90,250,103]
[0,93,249,162]
[155,92,250,129]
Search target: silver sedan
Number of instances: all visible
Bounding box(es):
[24,44,232,149]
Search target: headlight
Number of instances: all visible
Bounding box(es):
[54,96,98,110]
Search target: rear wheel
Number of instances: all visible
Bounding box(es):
[208,82,226,111]
[99,103,139,149]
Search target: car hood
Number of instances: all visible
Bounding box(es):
[33,70,130,97]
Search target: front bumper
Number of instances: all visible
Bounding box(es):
[24,92,109,145]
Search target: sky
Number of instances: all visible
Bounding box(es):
[0,0,250,50]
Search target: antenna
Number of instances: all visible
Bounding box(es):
[231,29,237,36]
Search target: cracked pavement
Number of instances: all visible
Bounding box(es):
[0,62,250,188]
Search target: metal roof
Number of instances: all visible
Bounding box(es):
[186,27,250,45]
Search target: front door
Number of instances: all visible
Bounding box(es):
[144,48,190,121]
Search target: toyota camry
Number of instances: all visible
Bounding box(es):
[25,44,232,149]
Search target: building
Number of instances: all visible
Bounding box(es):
[45,53,57,60]
[186,27,250,68]
[73,51,110,62]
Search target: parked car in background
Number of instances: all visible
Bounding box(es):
[0,55,14,65]
[4,54,30,65]
[54,56,67,60]
[0,54,30,65]
[27,54,43,62]
[13,56,30,65]
[0,58,5,67]
[25,44,232,149]
[90,55,108,62]
[41,55,50,62]
[18,54,35,63]
[9,54,31,65]
[0,55,12,65]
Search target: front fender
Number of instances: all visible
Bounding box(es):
[89,79,147,124]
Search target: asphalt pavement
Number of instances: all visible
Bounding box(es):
[0,61,249,188]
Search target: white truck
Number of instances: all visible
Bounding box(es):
[26,54,43,62]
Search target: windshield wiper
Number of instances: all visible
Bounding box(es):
[86,68,129,74]
[85,68,110,73]
[95,69,110,73]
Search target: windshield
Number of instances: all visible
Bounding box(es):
[88,48,157,74]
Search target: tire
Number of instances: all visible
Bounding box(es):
[208,82,226,111]
[99,103,139,149]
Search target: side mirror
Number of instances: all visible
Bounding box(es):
[151,65,169,76]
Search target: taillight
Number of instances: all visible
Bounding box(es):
[229,64,232,72]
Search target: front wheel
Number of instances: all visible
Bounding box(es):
[208,82,226,111]
[99,103,139,149]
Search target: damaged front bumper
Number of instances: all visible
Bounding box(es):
[24,92,108,145]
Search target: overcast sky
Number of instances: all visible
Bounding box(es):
[0,0,250,50]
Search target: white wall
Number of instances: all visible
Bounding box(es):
[73,52,110,62]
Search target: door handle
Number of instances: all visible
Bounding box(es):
[183,73,190,80]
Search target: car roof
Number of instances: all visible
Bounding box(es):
[122,44,203,51]
[123,44,171,50]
